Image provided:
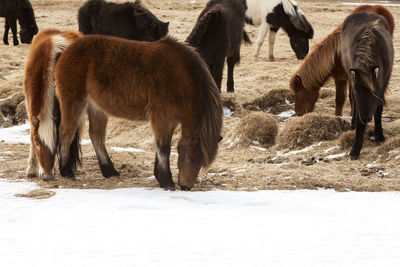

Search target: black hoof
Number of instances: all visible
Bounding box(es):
[27,173,36,178]
[349,154,359,160]
[375,135,385,143]
[180,185,192,191]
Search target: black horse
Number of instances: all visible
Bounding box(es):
[341,12,394,160]
[0,0,38,46]
[78,0,169,42]
[186,0,250,93]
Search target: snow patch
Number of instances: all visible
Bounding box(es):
[0,122,30,144]
[111,147,145,153]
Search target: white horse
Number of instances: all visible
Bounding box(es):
[245,0,313,61]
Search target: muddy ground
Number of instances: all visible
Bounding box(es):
[1,0,400,192]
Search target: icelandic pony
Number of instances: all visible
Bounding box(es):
[54,35,223,190]
[186,0,250,93]
[24,29,82,180]
[0,0,38,45]
[245,0,313,61]
[78,0,169,42]
[290,5,394,116]
[341,12,393,160]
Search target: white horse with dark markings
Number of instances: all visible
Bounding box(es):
[245,0,313,61]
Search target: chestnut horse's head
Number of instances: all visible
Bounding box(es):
[290,74,319,116]
[31,117,57,180]
[177,136,203,190]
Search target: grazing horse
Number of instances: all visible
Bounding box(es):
[78,0,169,42]
[245,0,313,61]
[24,29,83,180]
[186,0,250,93]
[341,12,393,160]
[290,5,394,116]
[54,35,223,190]
[0,0,38,45]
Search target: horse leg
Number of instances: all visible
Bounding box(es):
[334,78,347,116]
[211,58,225,92]
[58,101,86,179]
[350,86,356,130]
[374,105,385,143]
[87,103,120,178]
[253,22,269,62]
[3,18,10,45]
[152,121,176,190]
[350,116,366,160]
[268,27,278,62]
[9,18,19,46]
[26,138,38,178]
[226,51,240,93]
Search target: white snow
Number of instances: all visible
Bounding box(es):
[0,122,30,144]
[326,152,346,159]
[223,107,233,117]
[111,146,145,153]
[277,109,295,118]
[1,179,400,266]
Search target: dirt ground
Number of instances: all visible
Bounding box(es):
[1,0,400,192]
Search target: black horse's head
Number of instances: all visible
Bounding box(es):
[267,2,313,59]
[17,0,39,44]
[133,1,169,41]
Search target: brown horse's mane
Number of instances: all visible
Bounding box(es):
[291,24,341,90]
[163,37,223,166]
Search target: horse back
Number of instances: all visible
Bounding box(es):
[353,5,395,37]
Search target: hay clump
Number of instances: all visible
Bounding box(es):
[243,89,294,114]
[338,127,374,149]
[221,94,243,116]
[15,189,56,199]
[0,92,24,125]
[235,112,278,147]
[376,137,400,155]
[277,113,351,149]
[15,101,27,123]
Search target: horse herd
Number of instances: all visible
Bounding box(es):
[0,0,395,190]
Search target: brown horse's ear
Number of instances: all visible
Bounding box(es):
[32,117,40,130]
[291,75,303,93]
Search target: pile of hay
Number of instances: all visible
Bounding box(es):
[234,112,278,147]
[376,137,400,155]
[277,113,351,149]
[0,92,26,126]
[221,94,242,116]
[338,127,376,149]
[243,89,294,114]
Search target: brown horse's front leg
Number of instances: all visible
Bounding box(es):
[227,51,240,93]
[8,18,19,46]
[334,78,348,116]
[3,18,10,45]
[154,144,175,190]
[26,138,38,178]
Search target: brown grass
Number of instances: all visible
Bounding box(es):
[277,113,351,148]
[15,189,56,199]
[376,136,400,154]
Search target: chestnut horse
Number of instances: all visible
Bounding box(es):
[54,35,223,190]
[290,5,394,116]
[341,12,393,160]
[24,29,82,180]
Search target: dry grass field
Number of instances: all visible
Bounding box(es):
[1,0,400,192]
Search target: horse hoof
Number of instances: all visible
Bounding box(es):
[269,55,275,62]
[180,185,192,191]
[27,173,36,178]
[252,56,258,62]
[162,185,176,191]
[349,155,359,161]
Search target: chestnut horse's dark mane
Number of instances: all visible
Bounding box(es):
[163,37,223,166]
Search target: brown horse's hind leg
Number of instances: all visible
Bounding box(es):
[334,78,348,116]
[151,121,177,190]
[87,103,120,178]
[58,100,86,179]
[26,139,38,178]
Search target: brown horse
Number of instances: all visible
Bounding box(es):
[54,35,223,190]
[341,12,393,160]
[24,29,82,180]
[290,5,394,116]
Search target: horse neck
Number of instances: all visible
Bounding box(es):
[16,2,36,28]
[354,24,378,72]
[296,26,341,90]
